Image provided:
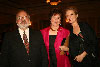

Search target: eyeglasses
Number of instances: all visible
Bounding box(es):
[16,16,30,20]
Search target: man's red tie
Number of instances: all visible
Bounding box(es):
[23,31,29,54]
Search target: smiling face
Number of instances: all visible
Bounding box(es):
[50,14,61,27]
[16,10,30,30]
[65,10,78,24]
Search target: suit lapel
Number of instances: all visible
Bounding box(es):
[29,28,33,55]
[15,29,28,55]
[29,28,33,46]
[15,30,24,47]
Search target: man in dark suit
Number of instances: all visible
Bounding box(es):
[0,10,48,67]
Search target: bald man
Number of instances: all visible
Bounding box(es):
[0,10,48,67]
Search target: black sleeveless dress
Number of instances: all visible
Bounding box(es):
[49,35,57,67]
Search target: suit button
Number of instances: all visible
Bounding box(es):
[28,59,31,62]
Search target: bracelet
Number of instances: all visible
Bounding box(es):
[79,31,81,34]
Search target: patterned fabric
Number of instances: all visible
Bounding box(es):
[23,31,29,54]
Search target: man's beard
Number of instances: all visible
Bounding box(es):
[17,23,30,30]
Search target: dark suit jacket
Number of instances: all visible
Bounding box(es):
[0,28,48,67]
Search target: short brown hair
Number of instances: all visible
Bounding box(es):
[65,6,78,15]
[49,8,63,23]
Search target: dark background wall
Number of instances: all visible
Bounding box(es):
[0,0,100,58]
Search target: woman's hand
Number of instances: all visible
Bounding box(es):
[59,46,69,51]
[74,51,87,62]
[74,54,84,62]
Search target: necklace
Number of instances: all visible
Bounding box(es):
[50,26,59,31]
[50,27,57,31]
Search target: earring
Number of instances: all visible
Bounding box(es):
[59,24,61,25]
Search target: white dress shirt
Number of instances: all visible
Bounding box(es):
[18,28,29,43]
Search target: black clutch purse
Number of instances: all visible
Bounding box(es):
[61,38,66,46]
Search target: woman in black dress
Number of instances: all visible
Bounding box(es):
[60,6,99,67]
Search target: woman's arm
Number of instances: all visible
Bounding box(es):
[59,36,70,55]
[74,51,87,62]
